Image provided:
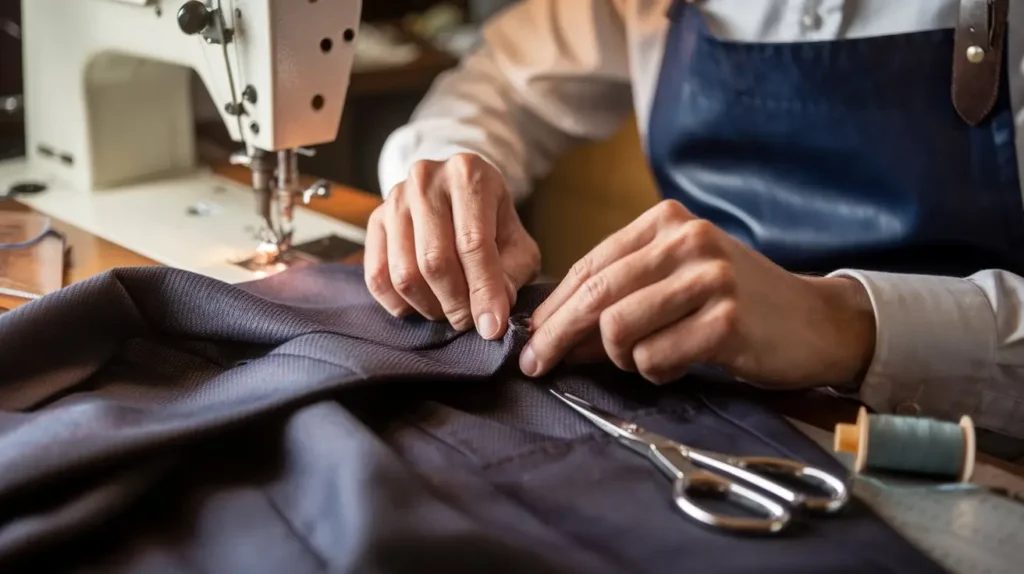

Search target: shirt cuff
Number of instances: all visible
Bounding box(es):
[826,269,996,420]
[377,137,516,201]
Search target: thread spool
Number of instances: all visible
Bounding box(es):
[833,407,976,482]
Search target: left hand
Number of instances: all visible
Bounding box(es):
[519,200,877,389]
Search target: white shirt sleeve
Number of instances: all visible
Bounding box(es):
[377,0,635,201]
[830,269,1024,440]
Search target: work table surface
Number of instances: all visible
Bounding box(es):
[1,162,1021,481]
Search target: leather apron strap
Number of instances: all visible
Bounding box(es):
[952,0,1010,125]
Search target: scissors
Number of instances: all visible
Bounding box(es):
[550,390,850,534]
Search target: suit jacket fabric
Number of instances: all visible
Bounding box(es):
[0,264,943,573]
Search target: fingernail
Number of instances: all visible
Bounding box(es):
[520,346,538,377]
[477,312,499,339]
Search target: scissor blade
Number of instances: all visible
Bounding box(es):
[548,389,648,441]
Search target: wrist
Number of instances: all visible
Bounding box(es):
[805,276,877,388]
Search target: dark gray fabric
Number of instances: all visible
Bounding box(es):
[0,264,944,573]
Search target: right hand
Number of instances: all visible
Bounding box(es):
[364,154,541,339]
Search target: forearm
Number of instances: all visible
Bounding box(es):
[378,46,575,202]
[377,0,633,200]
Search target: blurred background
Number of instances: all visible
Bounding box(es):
[0,0,658,276]
[0,0,517,195]
[0,1,22,164]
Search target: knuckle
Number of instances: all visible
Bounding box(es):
[391,265,423,295]
[368,205,385,226]
[684,219,719,250]
[514,231,541,262]
[633,346,664,383]
[599,310,622,340]
[418,247,453,279]
[385,193,406,219]
[702,260,736,292]
[599,309,628,348]
[467,278,498,302]
[445,306,474,329]
[455,227,490,257]
[448,153,477,173]
[385,183,404,203]
[526,237,542,262]
[365,266,391,296]
[713,300,740,337]
[657,228,690,259]
[568,256,592,284]
[447,153,485,190]
[580,275,609,312]
[407,161,436,191]
[654,199,688,222]
[600,312,634,371]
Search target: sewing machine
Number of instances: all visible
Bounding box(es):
[0,0,365,283]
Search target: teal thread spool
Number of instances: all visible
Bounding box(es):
[834,407,976,482]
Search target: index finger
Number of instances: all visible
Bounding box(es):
[449,162,510,340]
[407,182,473,331]
[532,206,664,327]
[521,247,668,377]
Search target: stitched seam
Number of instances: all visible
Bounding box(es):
[261,489,329,571]
[266,349,364,376]
[482,434,601,470]
[411,417,485,464]
[952,1,1005,123]
[981,1,1008,114]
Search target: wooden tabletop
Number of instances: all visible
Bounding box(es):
[0,161,382,311]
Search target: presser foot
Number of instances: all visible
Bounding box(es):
[231,234,363,277]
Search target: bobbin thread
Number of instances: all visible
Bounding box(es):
[833,407,976,482]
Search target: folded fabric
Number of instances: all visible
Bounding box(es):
[0,264,944,573]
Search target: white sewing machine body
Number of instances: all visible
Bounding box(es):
[0,0,365,284]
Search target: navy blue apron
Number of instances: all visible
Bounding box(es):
[647,2,1024,276]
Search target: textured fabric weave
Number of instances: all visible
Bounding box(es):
[0,264,943,573]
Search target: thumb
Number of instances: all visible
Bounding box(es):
[501,231,541,301]
[504,274,518,310]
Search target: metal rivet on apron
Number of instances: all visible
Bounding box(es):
[966,45,986,64]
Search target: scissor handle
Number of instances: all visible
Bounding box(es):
[709,454,850,513]
[672,470,791,534]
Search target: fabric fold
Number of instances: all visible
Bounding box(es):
[0,264,945,573]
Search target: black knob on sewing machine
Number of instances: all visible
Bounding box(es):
[177,1,211,35]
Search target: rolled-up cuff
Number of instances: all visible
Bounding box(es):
[826,270,996,421]
[377,140,514,201]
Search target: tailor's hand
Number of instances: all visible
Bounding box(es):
[520,200,876,389]
[364,154,541,339]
